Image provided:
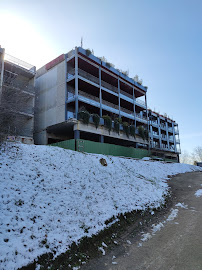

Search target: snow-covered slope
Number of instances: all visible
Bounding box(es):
[0,143,201,269]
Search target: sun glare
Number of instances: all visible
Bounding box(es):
[0,12,56,68]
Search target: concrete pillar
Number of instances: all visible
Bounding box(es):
[65,54,68,120]
[172,122,177,152]
[118,78,120,118]
[145,93,150,150]
[99,135,104,143]
[133,86,136,127]
[75,47,79,118]
[0,48,5,103]
[74,130,80,139]
[99,66,102,117]
[157,116,162,148]
[166,121,170,150]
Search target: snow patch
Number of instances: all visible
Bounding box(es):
[195,189,202,197]
[98,247,105,256]
[175,203,188,209]
[167,209,179,221]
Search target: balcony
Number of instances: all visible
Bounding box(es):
[136,113,148,123]
[120,89,133,100]
[161,134,167,141]
[78,68,99,85]
[151,132,159,138]
[78,90,99,103]
[151,121,158,127]
[160,124,166,130]
[168,127,173,133]
[175,128,179,135]
[101,80,118,94]
[135,99,146,107]
[67,68,75,80]
[169,136,174,142]
[175,138,180,144]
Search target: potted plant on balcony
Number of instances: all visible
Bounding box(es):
[129,125,136,138]
[78,108,90,125]
[123,122,130,138]
[144,129,149,141]
[138,126,145,140]
[86,49,92,56]
[114,118,122,134]
[92,113,100,129]
[102,115,112,134]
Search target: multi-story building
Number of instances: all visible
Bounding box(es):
[34,46,180,161]
[148,110,181,162]
[0,46,36,143]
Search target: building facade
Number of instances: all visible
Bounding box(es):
[34,47,180,161]
[0,47,36,143]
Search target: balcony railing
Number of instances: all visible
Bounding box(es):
[5,53,36,74]
[120,89,133,100]
[67,68,75,79]
[151,121,158,126]
[78,68,99,85]
[101,80,118,94]
[161,124,166,130]
[120,107,134,115]
[102,99,119,111]
[135,99,146,106]
[136,113,148,122]
[78,90,100,103]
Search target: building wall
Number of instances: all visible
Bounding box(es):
[34,60,66,144]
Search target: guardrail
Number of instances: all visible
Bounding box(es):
[4,54,35,74]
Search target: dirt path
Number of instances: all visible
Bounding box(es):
[81,171,202,270]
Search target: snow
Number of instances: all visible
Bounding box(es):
[0,143,201,270]
[151,222,164,233]
[98,247,105,255]
[195,189,202,197]
[175,203,188,209]
[166,209,179,221]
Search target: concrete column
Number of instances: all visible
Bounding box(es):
[75,47,79,118]
[145,93,150,150]
[172,122,177,152]
[0,48,5,103]
[166,121,170,150]
[157,116,162,148]
[74,130,80,139]
[99,135,104,143]
[65,54,68,120]
[99,66,102,117]
[118,78,120,118]
[133,86,136,127]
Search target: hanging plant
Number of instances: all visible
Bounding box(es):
[78,110,90,125]
[122,122,129,137]
[102,115,112,134]
[114,118,122,134]
[138,126,145,140]
[92,114,100,129]
[129,125,136,138]
[144,129,149,140]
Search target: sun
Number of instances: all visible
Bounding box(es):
[0,12,56,68]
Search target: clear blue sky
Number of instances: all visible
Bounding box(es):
[1,0,201,153]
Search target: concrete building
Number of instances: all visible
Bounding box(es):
[148,110,181,161]
[34,46,180,161]
[0,46,36,143]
